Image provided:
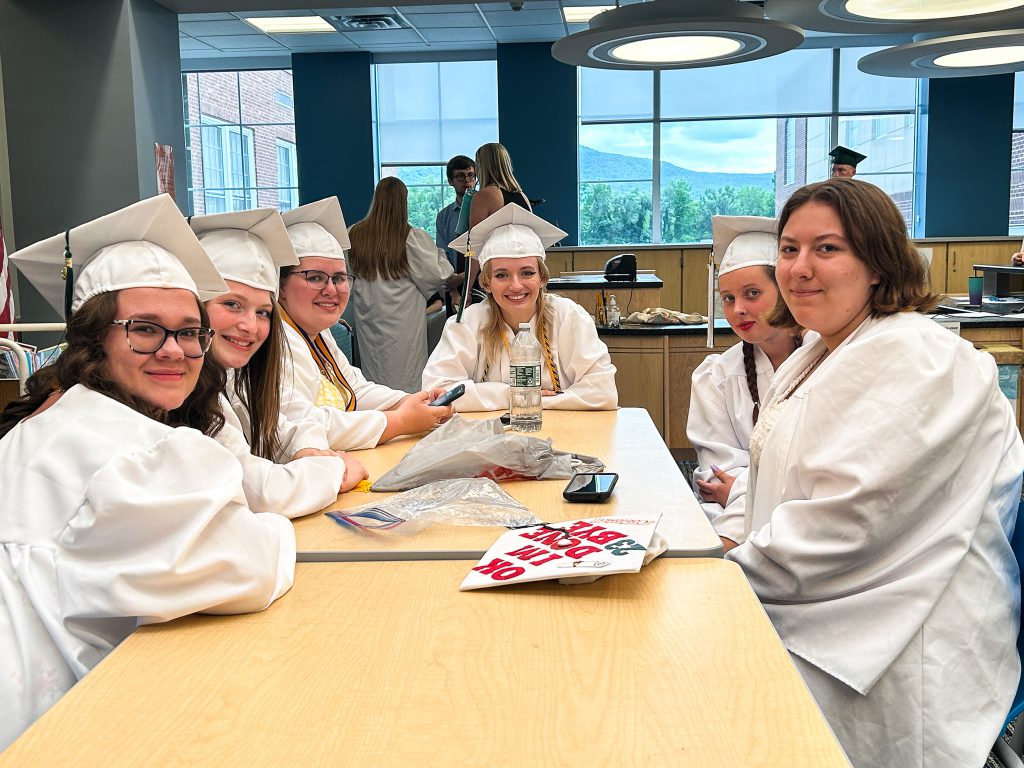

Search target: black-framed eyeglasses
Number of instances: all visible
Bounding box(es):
[288,270,357,290]
[111,320,215,359]
[452,172,477,182]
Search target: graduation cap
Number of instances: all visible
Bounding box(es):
[829,145,866,169]
[706,215,778,348]
[282,197,350,260]
[447,203,566,268]
[10,194,226,320]
[189,208,298,297]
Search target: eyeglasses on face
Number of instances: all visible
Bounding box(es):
[288,270,357,289]
[452,172,477,182]
[111,320,215,359]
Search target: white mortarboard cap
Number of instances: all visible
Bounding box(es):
[448,203,566,267]
[282,197,350,260]
[713,215,778,277]
[189,208,298,297]
[706,215,778,349]
[10,194,226,317]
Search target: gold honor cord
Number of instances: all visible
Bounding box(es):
[279,305,357,411]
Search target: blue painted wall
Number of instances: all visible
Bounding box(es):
[292,52,375,224]
[922,73,1013,237]
[497,43,578,245]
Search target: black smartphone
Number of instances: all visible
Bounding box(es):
[429,383,465,407]
[562,472,619,503]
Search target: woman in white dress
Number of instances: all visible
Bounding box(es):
[422,204,617,412]
[277,197,453,451]
[190,208,368,517]
[0,195,295,750]
[347,177,454,392]
[727,178,1022,767]
[686,215,802,546]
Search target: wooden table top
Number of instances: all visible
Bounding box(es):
[1,559,848,767]
[293,408,722,561]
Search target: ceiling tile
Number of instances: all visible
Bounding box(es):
[267,32,349,46]
[315,7,397,15]
[404,12,483,28]
[397,4,476,12]
[339,28,424,43]
[484,8,564,26]
[179,20,256,36]
[477,1,558,9]
[492,23,565,41]
[178,37,217,52]
[419,27,494,42]
[200,34,288,50]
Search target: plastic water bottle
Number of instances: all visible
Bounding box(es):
[509,322,542,432]
[606,295,621,328]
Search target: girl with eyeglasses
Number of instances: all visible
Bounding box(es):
[0,196,295,750]
[347,177,456,392]
[189,209,368,518]
[277,197,454,451]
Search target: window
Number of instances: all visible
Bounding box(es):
[375,60,498,234]
[276,140,298,211]
[578,48,918,244]
[182,70,298,215]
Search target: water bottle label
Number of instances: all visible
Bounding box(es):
[510,363,540,387]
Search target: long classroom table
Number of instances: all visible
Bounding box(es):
[0,559,849,767]
[294,407,723,562]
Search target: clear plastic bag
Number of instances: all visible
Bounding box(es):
[370,415,605,492]
[327,477,539,535]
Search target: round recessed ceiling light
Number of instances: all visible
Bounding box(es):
[765,0,1024,33]
[847,0,1024,21]
[934,44,1024,66]
[859,29,1024,76]
[552,0,803,70]
[610,35,743,64]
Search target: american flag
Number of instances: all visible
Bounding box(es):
[0,218,14,339]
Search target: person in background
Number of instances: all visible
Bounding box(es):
[436,154,476,270]
[347,178,455,393]
[0,195,294,750]
[190,208,367,517]
[828,145,866,178]
[686,215,803,547]
[728,177,1022,767]
[469,142,530,227]
[278,197,453,451]
[423,204,617,412]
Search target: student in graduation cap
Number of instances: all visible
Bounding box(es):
[686,215,803,546]
[829,145,866,178]
[422,204,618,412]
[189,209,368,517]
[0,195,295,750]
[277,197,454,451]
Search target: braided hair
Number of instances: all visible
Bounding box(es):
[742,333,803,427]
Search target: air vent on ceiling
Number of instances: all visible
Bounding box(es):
[333,15,406,31]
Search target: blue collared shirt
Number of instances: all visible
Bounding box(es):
[435,199,462,269]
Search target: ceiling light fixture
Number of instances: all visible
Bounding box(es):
[244,16,335,34]
[552,0,803,70]
[765,0,1024,33]
[563,6,616,24]
[859,29,1024,77]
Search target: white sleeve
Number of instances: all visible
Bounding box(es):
[543,301,618,411]
[56,429,296,624]
[407,227,454,300]
[422,312,510,412]
[273,410,331,461]
[213,404,344,518]
[686,353,751,543]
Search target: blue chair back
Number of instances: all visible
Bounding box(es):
[1006,497,1024,727]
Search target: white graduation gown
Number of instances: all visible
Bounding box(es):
[351,227,454,393]
[0,385,295,750]
[728,312,1023,768]
[421,294,618,412]
[686,341,774,544]
[213,395,345,518]
[280,322,407,451]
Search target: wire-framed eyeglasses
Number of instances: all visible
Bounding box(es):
[111,320,215,359]
[452,172,477,182]
[289,270,357,290]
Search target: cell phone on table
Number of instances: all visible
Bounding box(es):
[562,472,619,503]
[429,383,465,407]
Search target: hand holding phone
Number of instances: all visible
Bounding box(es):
[429,383,465,407]
[563,472,619,503]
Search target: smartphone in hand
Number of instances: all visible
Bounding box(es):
[429,383,465,407]
[562,472,619,502]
